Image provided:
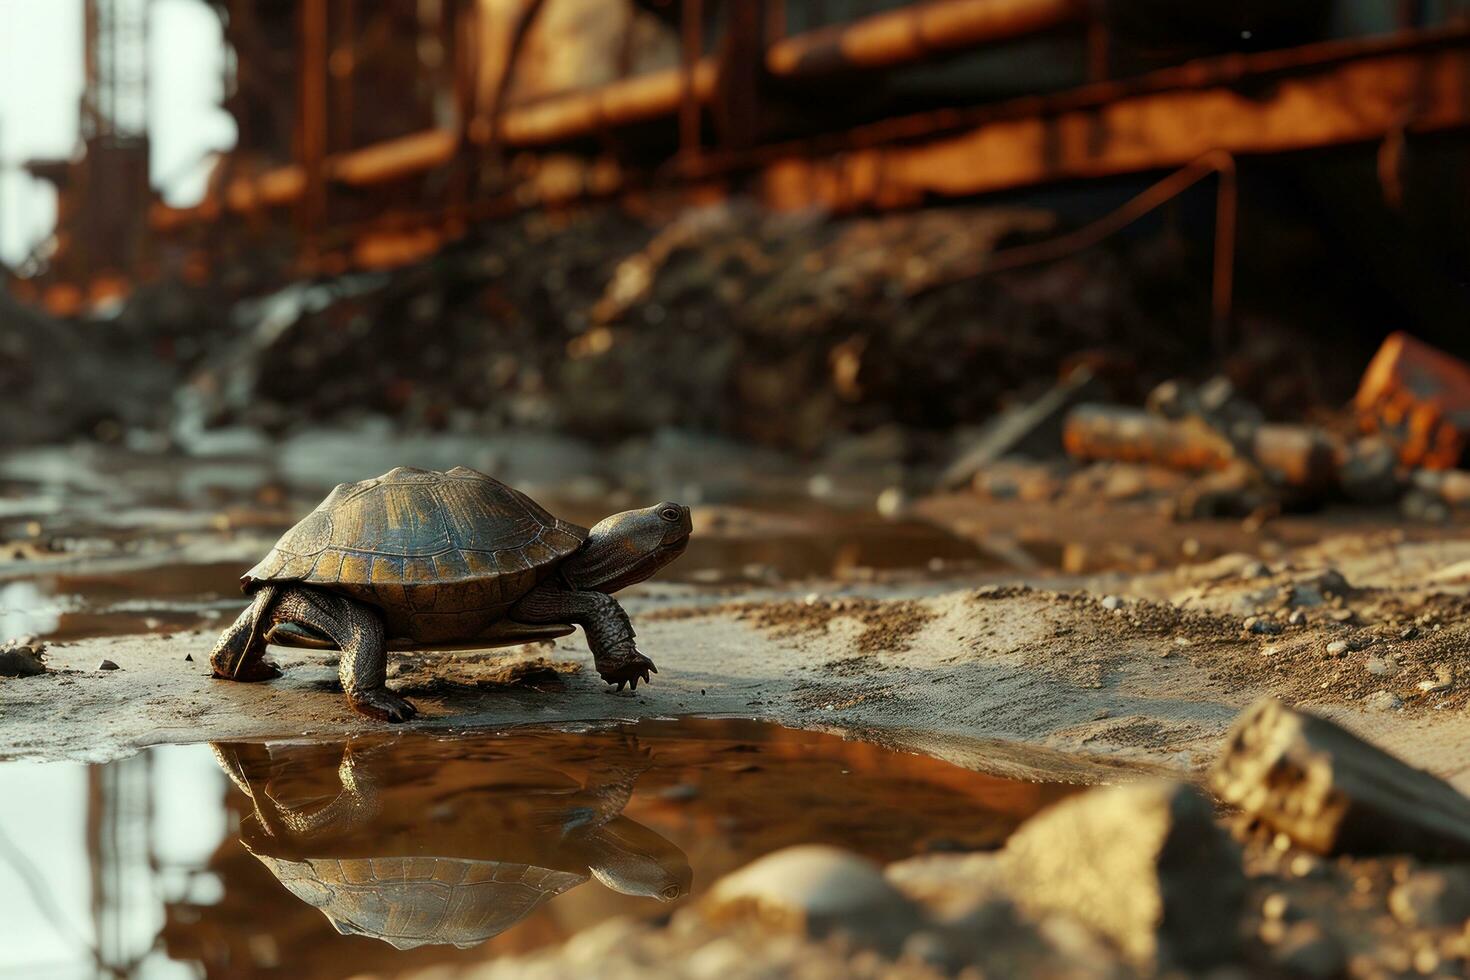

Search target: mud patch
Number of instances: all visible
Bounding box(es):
[646,596,935,653]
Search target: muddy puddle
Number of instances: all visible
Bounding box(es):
[0,718,1072,979]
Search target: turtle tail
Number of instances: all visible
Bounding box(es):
[211,584,279,680]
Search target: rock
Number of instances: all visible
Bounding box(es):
[1000,780,1243,970]
[703,845,923,955]
[1325,640,1349,657]
[1388,868,1470,927]
[184,653,194,662]
[1211,698,1470,859]
[0,641,47,678]
[97,659,120,671]
[1246,617,1282,635]
[1365,655,1395,676]
[1287,570,1352,608]
[1364,690,1402,711]
[885,852,1006,919]
[1100,595,1124,611]
[1271,921,1347,979]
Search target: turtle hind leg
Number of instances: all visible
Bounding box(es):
[272,587,416,723]
[210,585,283,682]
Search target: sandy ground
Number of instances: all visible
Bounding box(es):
[5,569,1466,792]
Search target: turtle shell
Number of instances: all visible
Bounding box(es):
[245,466,587,642]
[251,852,586,949]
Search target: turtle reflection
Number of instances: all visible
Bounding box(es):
[210,736,692,950]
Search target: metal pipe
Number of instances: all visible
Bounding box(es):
[766,0,1085,76]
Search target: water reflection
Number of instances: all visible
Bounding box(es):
[2,719,1074,979]
[210,737,692,950]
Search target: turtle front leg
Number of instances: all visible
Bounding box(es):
[510,584,656,690]
[211,585,283,681]
[272,587,417,722]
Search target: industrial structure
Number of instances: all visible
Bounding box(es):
[7,0,1470,316]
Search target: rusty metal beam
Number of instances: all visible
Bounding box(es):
[766,0,1085,76]
[756,31,1470,210]
[151,25,1470,238]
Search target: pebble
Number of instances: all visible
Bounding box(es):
[1245,617,1282,635]
[1363,690,1402,711]
[1325,640,1349,657]
[1288,610,1308,626]
[98,659,120,671]
[703,845,922,955]
[1100,595,1124,611]
[1365,655,1395,676]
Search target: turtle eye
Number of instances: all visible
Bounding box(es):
[659,506,682,522]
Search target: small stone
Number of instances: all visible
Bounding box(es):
[1247,618,1282,635]
[1365,655,1395,676]
[1325,640,1349,657]
[1100,595,1124,611]
[97,659,120,671]
[1272,921,1346,979]
[1401,626,1420,641]
[184,653,194,662]
[704,845,922,955]
[1388,869,1470,927]
[1364,690,1402,711]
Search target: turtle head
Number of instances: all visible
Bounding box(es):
[565,502,692,594]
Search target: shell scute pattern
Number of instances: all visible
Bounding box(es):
[243,469,588,635]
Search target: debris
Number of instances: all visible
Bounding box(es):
[1388,868,1470,928]
[1338,436,1402,503]
[999,780,1244,969]
[0,640,48,678]
[702,845,923,955]
[941,366,1105,489]
[1063,404,1236,472]
[98,659,120,671]
[1210,698,1470,859]
[1355,332,1470,469]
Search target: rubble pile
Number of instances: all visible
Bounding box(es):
[950,332,1470,526]
[167,200,1227,453]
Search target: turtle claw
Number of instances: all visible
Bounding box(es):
[349,689,418,723]
[599,648,657,693]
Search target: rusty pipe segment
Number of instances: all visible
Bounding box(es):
[766,0,1087,76]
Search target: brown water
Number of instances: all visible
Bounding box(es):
[0,719,1073,979]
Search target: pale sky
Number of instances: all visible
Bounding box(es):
[0,0,236,265]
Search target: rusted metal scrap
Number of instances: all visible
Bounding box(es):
[1061,404,1336,492]
[1211,698,1470,860]
[1355,332,1470,469]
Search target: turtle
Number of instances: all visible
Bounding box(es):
[209,466,692,721]
[210,738,692,949]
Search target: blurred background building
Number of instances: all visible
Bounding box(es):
[5,0,1469,318]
